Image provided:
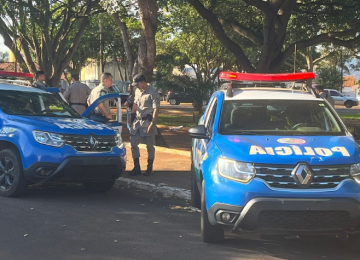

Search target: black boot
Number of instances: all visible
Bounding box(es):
[143,159,153,176]
[128,158,141,176]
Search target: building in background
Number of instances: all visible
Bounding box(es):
[342,75,358,98]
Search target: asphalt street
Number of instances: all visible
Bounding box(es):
[1,185,359,260]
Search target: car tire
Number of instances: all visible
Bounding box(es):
[201,180,225,243]
[84,179,116,193]
[175,100,180,105]
[169,98,177,105]
[0,148,28,197]
[345,101,353,108]
[191,162,201,209]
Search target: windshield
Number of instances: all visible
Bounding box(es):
[0,90,81,118]
[219,100,345,136]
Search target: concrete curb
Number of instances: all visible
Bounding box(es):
[124,142,190,157]
[116,177,191,200]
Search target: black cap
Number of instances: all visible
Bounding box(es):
[36,71,45,77]
[71,72,80,81]
[131,74,146,86]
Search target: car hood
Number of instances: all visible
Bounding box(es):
[215,134,360,165]
[8,115,115,135]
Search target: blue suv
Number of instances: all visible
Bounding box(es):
[189,72,360,243]
[0,76,126,197]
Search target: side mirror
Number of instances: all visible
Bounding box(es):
[188,125,209,139]
[354,126,360,140]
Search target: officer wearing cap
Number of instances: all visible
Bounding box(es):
[128,74,160,176]
[87,72,113,120]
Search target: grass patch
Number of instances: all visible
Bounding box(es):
[157,114,195,127]
[339,114,360,120]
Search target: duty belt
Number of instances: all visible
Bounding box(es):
[70,102,88,108]
[138,114,153,121]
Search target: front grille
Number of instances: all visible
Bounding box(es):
[255,164,351,189]
[63,134,116,152]
[258,210,350,230]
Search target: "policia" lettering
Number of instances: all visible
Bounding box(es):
[250,145,350,157]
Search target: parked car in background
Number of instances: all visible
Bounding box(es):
[166,89,208,106]
[325,89,359,108]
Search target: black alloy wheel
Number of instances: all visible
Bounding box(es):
[0,157,15,190]
[0,148,28,197]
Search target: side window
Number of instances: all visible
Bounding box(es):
[204,98,215,126]
[330,91,339,97]
[206,100,218,136]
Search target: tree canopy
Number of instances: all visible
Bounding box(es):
[0,0,101,86]
[186,0,360,73]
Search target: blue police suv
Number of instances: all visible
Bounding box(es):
[0,72,126,197]
[189,71,360,243]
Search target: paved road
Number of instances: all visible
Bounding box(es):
[1,185,359,260]
[335,107,360,114]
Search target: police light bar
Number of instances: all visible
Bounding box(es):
[0,71,33,79]
[219,72,315,82]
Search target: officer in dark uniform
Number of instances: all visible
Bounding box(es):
[128,74,160,176]
[32,71,48,91]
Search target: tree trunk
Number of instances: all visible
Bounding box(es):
[112,13,134,80]
[137,0,158,81]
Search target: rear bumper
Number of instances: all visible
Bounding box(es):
[208,198,360,234]
[24,156,124,184]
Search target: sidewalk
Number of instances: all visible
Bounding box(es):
[116,105,194,199]
[123,145,190,190]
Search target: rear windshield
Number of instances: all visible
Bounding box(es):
[0,90,81,118]
[219,100,345,136]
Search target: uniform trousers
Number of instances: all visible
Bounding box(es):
[130,129,155,160]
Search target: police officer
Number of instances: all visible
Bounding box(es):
[315,85,335,107]
[33,71,48,91]
[128,74,160,176]
[64,73,91,114]
[87,72,113,120]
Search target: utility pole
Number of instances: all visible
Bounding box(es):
[99,19,104,74]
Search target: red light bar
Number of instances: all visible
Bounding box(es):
[219,72,315,82]
[0,71,33,79]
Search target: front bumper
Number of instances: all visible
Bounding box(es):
[208,198,360,234]
[24,156,124,184]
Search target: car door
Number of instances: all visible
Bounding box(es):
[82,93,123,135]
[329,90,343,105]
[193,98,217,180]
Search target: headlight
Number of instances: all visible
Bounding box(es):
[33,131,64,147]
[115,133,124,149]
[217,158,255,183]
[350,163,360,184]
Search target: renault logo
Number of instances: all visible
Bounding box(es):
[291,162,314,188]
[88,134,98,149]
